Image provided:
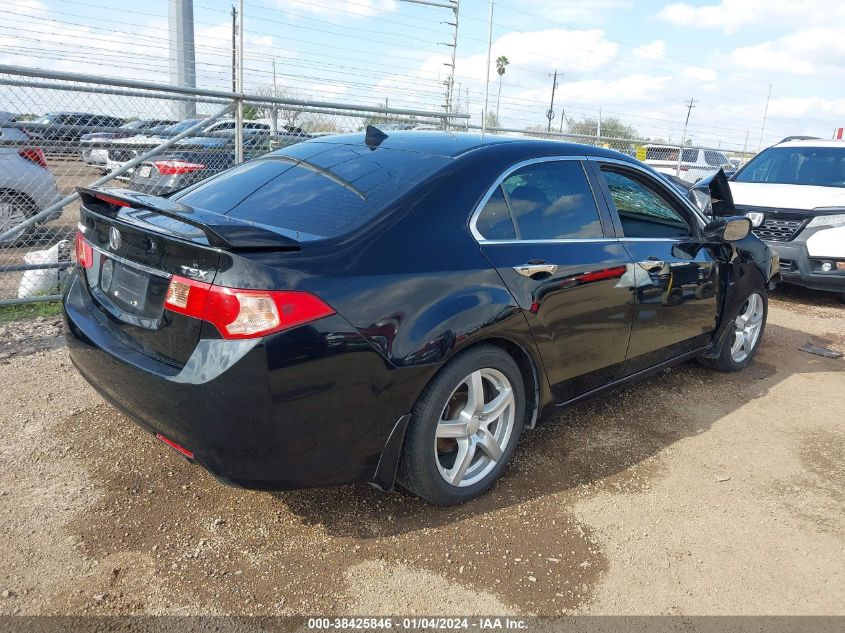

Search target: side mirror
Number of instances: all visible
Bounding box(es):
[691,168,735,217]
[703,216,751,242]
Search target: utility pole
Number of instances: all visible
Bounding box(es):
[231,5,237,93]
[398,0,460,122]
[546,70,559,132]
[758,84,772,153]
[168,0,196,119]
[742,129,749,162]
[676,97,696,177]
[482,0,494,135]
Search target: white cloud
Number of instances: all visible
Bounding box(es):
[634,40,666,60]
[730,28,845,76]
[274,0,397,19]
[682,66,718,82]
[657,0,845,34]
[509,0,634,24]
[768,96,845,120]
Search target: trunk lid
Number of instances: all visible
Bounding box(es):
[76,188,299,367]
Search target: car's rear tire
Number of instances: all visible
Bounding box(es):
[0,190,37,247]
[397,345,525,505]
[698,288,768,372]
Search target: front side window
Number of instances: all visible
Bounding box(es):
[704,150,730,167]
[682,149,698,163]
[477,160,602,240]
[602,169,693,239]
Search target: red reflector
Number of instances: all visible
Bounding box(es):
[75,231,94,269]
[95,193,130,207]
[155,433,194,459]
[154,160,206,175]
[163,275,336,339]
[18,148,47,169]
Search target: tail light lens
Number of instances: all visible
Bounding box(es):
[18,148,47,169]
[75,231,94,269]
[164,275,335,339]
[153,160,206,175]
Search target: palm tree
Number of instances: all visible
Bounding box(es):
[495,55,510,122]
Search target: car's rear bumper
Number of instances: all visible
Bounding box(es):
[63,273,424,490]
[767,239,845,293]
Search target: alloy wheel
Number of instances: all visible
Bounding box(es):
[434,368,516,488]
[730,292,765,363]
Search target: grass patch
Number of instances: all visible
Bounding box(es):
[0,301,62,324]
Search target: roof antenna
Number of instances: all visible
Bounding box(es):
[365,125,389,150]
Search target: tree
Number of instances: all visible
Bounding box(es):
[495,55,510,121]
[567,115,639,140]
[485,110,500,129]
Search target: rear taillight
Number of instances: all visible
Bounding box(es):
[18,148,47,169]
[75,231,94,269]
[154,160,206,175]
[163,275,335,339]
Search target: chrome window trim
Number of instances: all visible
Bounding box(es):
[468,155,592,243]
[477,237,620,245]
[587,155,708,229]
[89,243,172,279]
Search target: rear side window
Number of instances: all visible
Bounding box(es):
[174,143,451,239]
[498,160,602,240]
[475,186,516,240]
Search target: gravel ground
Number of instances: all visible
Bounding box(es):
[0,284,842,616]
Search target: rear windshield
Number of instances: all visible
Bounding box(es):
[734,146,845,188]
[173,142,451,239]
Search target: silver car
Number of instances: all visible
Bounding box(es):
[0,112,62,245]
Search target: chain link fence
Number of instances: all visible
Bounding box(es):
[0,64,758,306]
[0,65,466,305]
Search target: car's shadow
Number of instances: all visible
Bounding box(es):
[271,319,844,538]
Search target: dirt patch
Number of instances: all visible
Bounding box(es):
[0,293,843,616]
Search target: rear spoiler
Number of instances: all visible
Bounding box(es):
[77,187,301,250]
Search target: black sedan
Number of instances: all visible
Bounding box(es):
[63,130,777,505]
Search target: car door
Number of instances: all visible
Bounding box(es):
[590,160,719,375]
[473,157,635,403]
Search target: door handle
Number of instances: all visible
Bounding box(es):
[514,262,557,277]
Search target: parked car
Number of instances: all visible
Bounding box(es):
[27,112,125,152]
[64,131,776,505]
[0,112,61,246]
[642,144,733,183]
[80,119,177,169]
[128,133,272,195]
[728,138,845,300]
[104,119,273,177]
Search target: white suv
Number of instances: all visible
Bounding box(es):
[729,139,845,301]
[643,144,733,183]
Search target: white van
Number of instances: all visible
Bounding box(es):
[642,144,733,183]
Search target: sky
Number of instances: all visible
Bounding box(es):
[2,0,844,152]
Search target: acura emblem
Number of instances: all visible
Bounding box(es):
[745,212,765,228]
[109,226,122,250]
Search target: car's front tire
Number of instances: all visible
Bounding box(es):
[699,288,768,372]
[397,345,525,505]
